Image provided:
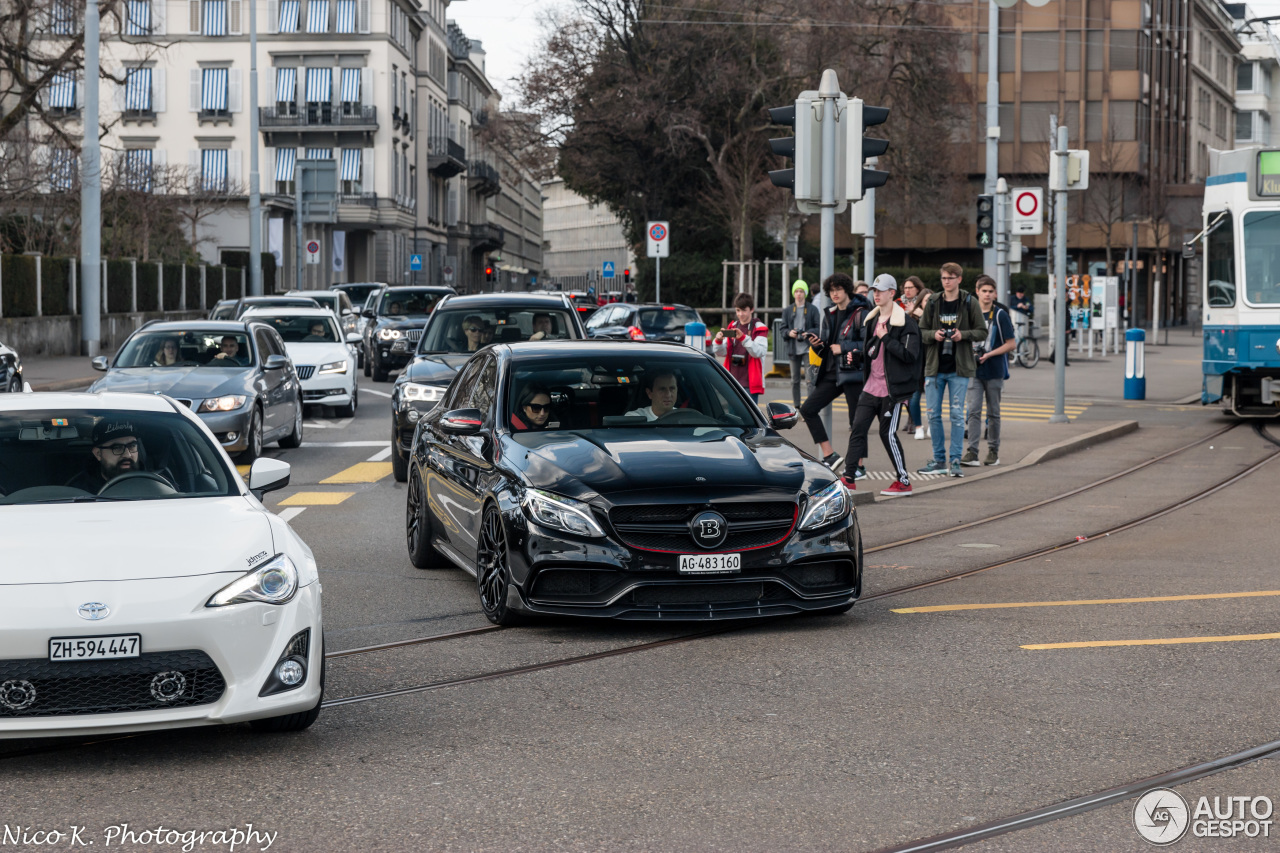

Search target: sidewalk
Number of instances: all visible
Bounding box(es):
[20,354,101,392]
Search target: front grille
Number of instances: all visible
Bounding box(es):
[406,328,423,342]
[175,399,193,408]
[610,501,797,553]
[296,365,316,380]
[0,650,226,717]
[632,583,765,605]
[531,569,617,599]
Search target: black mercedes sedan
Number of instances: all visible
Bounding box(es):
[0,338,21,393]
[404,340,861,623]
[88,320,303,461]
[389,292,587,481]
[362,286,455,381]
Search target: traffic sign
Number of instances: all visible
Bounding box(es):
[305,240,321,265]
[647,221,670,258]
[409,254,423,271]
[442,264,454,283]
[1011,187,1044,235]
[603,261,616,279]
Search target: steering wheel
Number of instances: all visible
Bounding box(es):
[99,471,177,496]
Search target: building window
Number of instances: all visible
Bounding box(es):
[336,0,355,32]
[123,148,154,191]
[340,68,361,114]
[201,67,228,115]
[124,67,153,113]
[50,148,78,191]
[275,66,297,114]
[201,149,228,192]
[275,146,296,194]
[1110,101,1137,141]
[1215,102,1228,140]
[304,67,332,121]
[202,0,227,35]
[1110,30,1139,72]
[51,0,77,34]
[1239,61,1256,93]
[278,0,298,31]
[1198,88,1210,129]
[305,0,328,32]
[48,71,77,113]
[340,148,361,194]
[124,0,151,34]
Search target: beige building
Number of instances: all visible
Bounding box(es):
[541,177,634,292]
[1227,4,1280,147]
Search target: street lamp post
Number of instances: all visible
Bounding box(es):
[248,0,262,295]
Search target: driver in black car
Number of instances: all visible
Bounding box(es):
[625,370,679,420]
[66,420,169,493]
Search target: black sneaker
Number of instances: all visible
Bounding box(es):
[822,452,844,472]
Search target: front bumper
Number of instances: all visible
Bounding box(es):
[377,340,416,370]
[197,407,254,453]
[394,403,438,455]
[300,371,355,406]
[0,575,322,738]
[506,510,862,621]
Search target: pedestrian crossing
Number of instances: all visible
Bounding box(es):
[774,398,1089,423]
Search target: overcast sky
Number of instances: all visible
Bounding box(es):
[446,0,558,103]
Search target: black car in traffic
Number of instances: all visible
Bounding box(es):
[0,338,22,393]
[404,340,861,623]
[362,286,455,381]
[390,292,587,481]
[584,302,705,343]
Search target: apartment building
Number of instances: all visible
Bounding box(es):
[541,177,635,289]
[1227,4,1280,148]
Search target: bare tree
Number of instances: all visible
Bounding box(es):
[1083,123,1136,277]
[172,166,246,255]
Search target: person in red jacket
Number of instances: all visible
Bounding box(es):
[712,292,769,400]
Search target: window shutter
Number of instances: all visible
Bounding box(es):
[113,69,126,110]
[362,147,374,193]
[267,0,277,31]
[153,67,166,112]
[189,68,201,111]
[228,68,243,111]
[228,0,242,32]
[189,0,200,32]
[189,149,200,190]
[76,73,85,109]
[153,148,166,169]
[151,0,166,33]
[361,68,372,107]
[357,0,369,32]
[228,149,242,186]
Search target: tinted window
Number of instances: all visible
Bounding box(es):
[420,308,578,353]
[1207,211,1235,308]
[116,331,251,368]
[1243,210,1280,305]
[336,284,382,305]
[378,290,441,317]
[441,357,484,411]
[639,307,699,333]
[251,314,341,343]
[467,356,498,417]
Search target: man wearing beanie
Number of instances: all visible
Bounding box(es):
[782,279,821,406]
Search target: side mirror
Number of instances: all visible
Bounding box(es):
[346,332,363,344]
[264,354,290,371]
[91,356,109,371]
[362,309,375,319]
[766,401,799,430]
[247,457,290,500]
[439,408,485,436]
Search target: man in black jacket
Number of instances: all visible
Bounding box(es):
[799,273,873,473]
[847,275,921,496]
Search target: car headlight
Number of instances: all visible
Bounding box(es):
[318,359,348,374]
[402,382,445,403]
[206,554,299,607]
[522,490,606,538]
[798,481,850,531]
[378,328,403,340]
[198,395,248,413]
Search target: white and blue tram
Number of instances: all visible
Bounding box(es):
[1202,148,1280,416]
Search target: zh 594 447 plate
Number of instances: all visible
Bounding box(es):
[49,634,141,662]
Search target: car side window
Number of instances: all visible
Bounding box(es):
[339,292,353,313]
[465,356,498,419]
[266,328,288,356]
[586,306,616,329]
[253,330,275,363]
[441,359,483,411]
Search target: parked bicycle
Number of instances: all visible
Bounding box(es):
[1011,312,1040,368]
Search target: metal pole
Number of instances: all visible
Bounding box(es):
[248,0,262,295]
[1151,250,1161,346]
[818,69,840,443]
[1050,125,1069,424]
[864,166,875,283]
[1130,220,1139,328]
[1047,113,1057,356]
[995,177,1009,303]
[656,256,661,303]
[80,0,101,356]
[983,0,999,279]
[295,179,304,290]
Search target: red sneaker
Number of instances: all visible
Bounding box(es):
[880,479,913,497]
[840,476,857,491]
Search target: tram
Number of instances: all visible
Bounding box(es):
[1201,148,1280,416]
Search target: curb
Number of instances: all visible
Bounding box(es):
[31,377,97,392]
[869,419,1141,502]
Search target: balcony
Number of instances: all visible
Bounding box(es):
[428,135,467,178]
[469,159,500,197]
[198,108,232,126]
[121,108,157,125]
[472,223,504,252]
[341,193,378,208]
[259,105,377,130]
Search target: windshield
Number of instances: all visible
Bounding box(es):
[295,293,337,312]
[1243,210,1280,305]
[250,315,340,343]
[420,308,577,353]
[210,303,237,320]
[0,409,238,504]
[336,284,381,305]
[115,330,254,368]
[378,290,441,317]
[506,354,759,432]
[638,307,699,333]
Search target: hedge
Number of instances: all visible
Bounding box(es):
[42,257,71,316]
[106,260,132,313]
[163,264,184,311]
[2,255,37,317]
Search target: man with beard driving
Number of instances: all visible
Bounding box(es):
[66,420,166,494]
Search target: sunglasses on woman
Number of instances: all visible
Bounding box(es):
[525,403,550,414]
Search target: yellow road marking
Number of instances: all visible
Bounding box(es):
[1024,632,1280,650]
[236,464,251,479]
[278,491,353,506]
[893,590,1280,613]
[320,462,393,484]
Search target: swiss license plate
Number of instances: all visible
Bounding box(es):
[49,634,141,662]
[678,553,741,574]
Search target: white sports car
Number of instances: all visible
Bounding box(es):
[0,391,323,738]
[241,307,359,416]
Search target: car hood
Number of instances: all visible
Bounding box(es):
[510,429,828,499]
[0,497,274,584]
[89,367,253,400]
[400,353,471,385]
[283,342,351,365]
[376,317,429,330]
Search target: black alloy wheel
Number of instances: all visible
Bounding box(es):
[239,406,264,463]
[372,350,389,383]
[391,423,408,482]
[5,375,18,393]
[363,349,372,377]
[406,467,445,569]
[476,505,522,625]
[278,396,304,448]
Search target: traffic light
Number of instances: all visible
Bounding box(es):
[976,195,994,249]
[766,98,822,211]
[624,268,631,284]
[847,99,889,202]
[484,265,494,283]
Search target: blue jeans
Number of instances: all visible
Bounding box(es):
[926,373,970,464]
[906,390,922,425]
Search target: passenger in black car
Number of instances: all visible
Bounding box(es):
[511,384,553,431]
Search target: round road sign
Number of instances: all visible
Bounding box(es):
[649,223,667,242]
[306,240,321,254]
[442,265,454,276]
[1015,191,1039,217]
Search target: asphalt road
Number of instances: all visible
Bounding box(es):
[3,377,1278,853]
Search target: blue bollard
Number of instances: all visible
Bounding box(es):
[1125,328,1146,400]
[684,321,707,352]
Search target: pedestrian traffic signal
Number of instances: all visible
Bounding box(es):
[848,99,890,202]
[766,98,821,209]
[976,195,994,249]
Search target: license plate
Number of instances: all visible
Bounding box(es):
[49,634,141,662]
[678,553,741,574]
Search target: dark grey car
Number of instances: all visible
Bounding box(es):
[88,320,303,461]
[0,339,21,393]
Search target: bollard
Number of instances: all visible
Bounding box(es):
[1125,328,1146,400]
[684,321,707,352]
[766,318,788,378]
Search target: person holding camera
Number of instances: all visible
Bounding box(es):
[713,292,770,401]
[848,275,921,496]
[798,273,874,475]
[782,279,821,406]
[917,262,987,478]
[961,275,1017,467]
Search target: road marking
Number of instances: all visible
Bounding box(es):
[1023,632,1280,650]
[362,387,394,398]
[304,417,355,429]
[278,491,353,506]
[300,441,390,448]
[236,464,251,478]
[278,507,307,522]
[894,590,1280,614]
[367,446,393,462]
[321,462,392,484]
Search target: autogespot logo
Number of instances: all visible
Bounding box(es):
[1134,788,1190,845]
